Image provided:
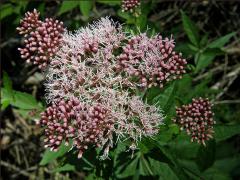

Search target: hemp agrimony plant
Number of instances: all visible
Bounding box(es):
[17,8,215,174]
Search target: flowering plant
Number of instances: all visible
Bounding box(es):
[17,10,206,161]
[16,6,215,160]
[4,1,237,179]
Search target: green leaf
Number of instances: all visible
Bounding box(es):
[79,1,93,17]
[58,1,79,15]
[156,125,180,145]
[175,75,192,102]
[1,99,11,110]
[1,72,14,109]
[213,155,240,175]
[187,43,199,52]
[195,48,223,72]
[149,158,179,180]
[181,10,200,46]
[116,155,139,178]
[0,4,14,20]
[195,52,215,72]
[207,32,236,49]
[1,87,41,110]
[117,10,135,24]
[3,71,13,92]
[168,134,200,159]
[200,34,209,47]
[152,82,176,114]
[178,160,202,180]
[13,91,40,110]
[53,163,76,172]
[139,156,154,176]
[1,88,14,110]
[37,3,45,15]
[196,140,216,171]
[214,124,240,142]
[149,141,177,166]
[85,173,99,180]
[40,142,72,165]
[174,43,196,56]
[136,14,147,30]
[203,167,232,180]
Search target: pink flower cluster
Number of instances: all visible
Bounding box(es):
[42,17,165,158]
[40,98,114,158]
[173,97,215,146]
[117,34,187,88]
[122,0,141,12]
[17,9,64,69]
[16,11,193,159]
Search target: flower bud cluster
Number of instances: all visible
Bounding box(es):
[117,34,187,88]
[121,0,141,13]
[173,97,215,145]
[17,9,64,69]
[40,98,114,158]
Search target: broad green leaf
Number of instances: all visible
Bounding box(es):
[40,142,72,165]
[85,173,99,180]
[208,32,236,49]
[1,88,41,110]
[136,14,147,30]
[79,1,93,17]
[1,72,14,109]
[37,3,45,15]
[117,10,135,24]
[175,75,192,102]
[152,82,176,113]
[213,155,240,175]
[214,124,240,142]
[187,43,199,52]
[116,155,139,178]
[1,99,11,110]
[178,160,202,180]
[139,156,154,176]
[53,163,76,172]
[196,140,216,171]
[149,158,179,180]
[200,34,209,47]
[203,167,231,180]
[0,4,14,20]
[181,10,200,46]
[13,91,40,110]
[1,88,13,101]
[195,51,216,72]
[150,142,177,166]
[175,43,197,56]
[195,48,223,72]
[16,109,30,117]
[156,125,180,145]
[58,1,79,15]
[3,71,13,92]
[1,88,14,110]
[168,134,200,159]
[138,139,155,153]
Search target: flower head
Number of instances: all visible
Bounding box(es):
[42,17,164,158]
[40,98,115,158]
[173,97,215,145]
[17,9,64,69]
[117,33,187,88]
[122,0,141,14]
